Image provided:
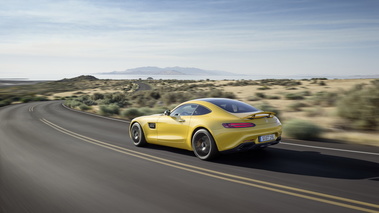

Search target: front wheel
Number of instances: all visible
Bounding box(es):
[130,123,147,147]
[192,129,219,160]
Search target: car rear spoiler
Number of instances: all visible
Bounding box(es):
[243,111,276,120]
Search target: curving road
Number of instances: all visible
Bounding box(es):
[1,101,379,213]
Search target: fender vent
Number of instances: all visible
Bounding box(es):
[148,123,156,129]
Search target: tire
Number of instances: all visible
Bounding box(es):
[192,129,219,160]
[130,123,147,147]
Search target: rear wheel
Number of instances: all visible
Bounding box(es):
[130,123,147,147]
[192,129,219,160]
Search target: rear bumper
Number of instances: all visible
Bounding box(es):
[220,136,281,154]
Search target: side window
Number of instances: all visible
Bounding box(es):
[193,105,211,116]
[171,104,198,116]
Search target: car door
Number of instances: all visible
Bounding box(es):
[156,104,198,148]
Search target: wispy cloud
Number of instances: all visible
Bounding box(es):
[0,0,378,78]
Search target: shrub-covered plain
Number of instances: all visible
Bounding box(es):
[3,76,378,143]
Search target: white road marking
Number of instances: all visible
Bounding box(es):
[29,106,34,112]
[281,142,379,156]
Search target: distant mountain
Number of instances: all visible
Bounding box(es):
[100,66,238,76]
[58,75,98,82]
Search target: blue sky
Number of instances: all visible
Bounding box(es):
[1,0,378,79]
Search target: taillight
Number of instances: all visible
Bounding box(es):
[222,123,255,128]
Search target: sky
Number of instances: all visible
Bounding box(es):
[0,0,378,80]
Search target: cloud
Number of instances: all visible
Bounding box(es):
[0,0,378,78]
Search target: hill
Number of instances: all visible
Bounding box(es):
[58,75,99,82]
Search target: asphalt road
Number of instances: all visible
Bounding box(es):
[1,101,378,213]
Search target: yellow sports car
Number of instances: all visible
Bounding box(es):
[129,98,282,160]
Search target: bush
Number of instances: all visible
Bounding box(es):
[285,93,305,100]
[257,86,271,90]
[311,91,338,107]
[0,99,12,107]
[79,104,91,111]
[162,93,179,105]
[337,80,379,130]
[36,96,49,101]
[257,101,281,119]
[267,95,281,99]
[122,108,145,119]
[64,100,82,108]
[92,93,104,100]
[247,96,261,101]
[285,119,323,140]
[255,92,266,98]
[21,96,33,103]
[287,102,308,112]
[305,107,325,117]
[99,104,120,116]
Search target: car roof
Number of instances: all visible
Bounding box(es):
[186,98,260,114]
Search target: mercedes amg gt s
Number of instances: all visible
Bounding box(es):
[129,98,282,160]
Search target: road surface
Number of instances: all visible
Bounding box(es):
[1,101,378,213]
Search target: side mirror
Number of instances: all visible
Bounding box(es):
[163,110,171,116]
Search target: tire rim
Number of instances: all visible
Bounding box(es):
[195,135,210,157]
[132,127,140,142]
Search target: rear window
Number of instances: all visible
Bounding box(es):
[203,99,259,113]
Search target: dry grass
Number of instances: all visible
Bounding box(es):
[217,79,379,146]
[48,89,120,99]
[47,77,378,147]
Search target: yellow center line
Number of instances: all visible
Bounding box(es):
[40,118,379,213]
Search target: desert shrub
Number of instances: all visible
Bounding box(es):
[64,100,82,108]
[147,91,161,99]
[112,93,127,103]
[83,99,97,106]
[257,101,281,119]
[139,107,165,115]
[0,99,12,107]
[305,106,325,117]
[247,96,261,101]
[92,93,104,100]
[79,104,91,111]
[337,80,379,130]
[97,98,112,105]
[287,102,308,112]
[257,86,271,90]
[161,93,180,105]
[285,119,323,140]
[286,87,297,90]
[267,95,281,99]
[299,91,312,96]
[96,92,129,107]
[121,108,145,119]
[311,91,338,107]
[209,89,223,97]
[285,93,305,100]
[310,78,328,85]
[255,92,266,98]
[225,80,257,86]
[99,104,120,116]
[220,91,236,99]
[20,96,33,103]
[260,79,301,87]
[33,96,49,101]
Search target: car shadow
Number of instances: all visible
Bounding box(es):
[140,143,379,180]
[213,147,379,180]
